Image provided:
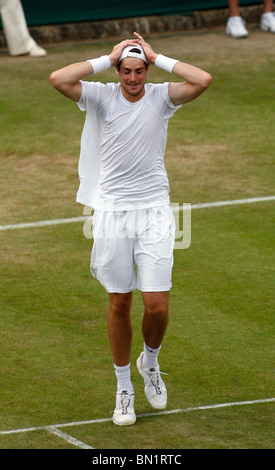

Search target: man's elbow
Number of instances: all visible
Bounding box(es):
[201,72,212,89]
[49,71,62,89]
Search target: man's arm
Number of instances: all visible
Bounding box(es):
[134,32,212,106]
[49,61,91,101]
[167,61,212,106]
[49,38,140,101]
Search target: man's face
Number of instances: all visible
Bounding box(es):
[117,58,148,102]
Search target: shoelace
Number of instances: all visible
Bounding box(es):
[119,391,131,414]
[148,367,169,376]
[147,369,169,394]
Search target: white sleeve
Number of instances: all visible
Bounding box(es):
[77,80,86,111]
[162,82,182,112]
[77,81,102,112]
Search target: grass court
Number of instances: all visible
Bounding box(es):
[0,27,274,449]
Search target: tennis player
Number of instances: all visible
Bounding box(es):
[50,32,212,425]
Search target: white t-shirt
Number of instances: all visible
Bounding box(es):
[76,81,181,210]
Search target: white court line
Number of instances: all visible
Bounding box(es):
[1,398,274,449]
[0,397,274,438]
[46,426,94,449]
[0,195,274,232]
[187,195,275,210]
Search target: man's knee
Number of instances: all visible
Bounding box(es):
[143,292,169,318]
[109,292,132,315]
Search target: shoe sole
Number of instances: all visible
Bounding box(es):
[113,415,136,426]
[226,32,248,38]
[261,26,275,32]
[225,26,248,38]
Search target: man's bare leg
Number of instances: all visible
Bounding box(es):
[142,291,169,350]
[108,292,136,425]
[108,292,133,366]
[137,291,169,409]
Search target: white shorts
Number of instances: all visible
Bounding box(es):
[90,205,175,293]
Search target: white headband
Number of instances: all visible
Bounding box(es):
[118,44,148,65]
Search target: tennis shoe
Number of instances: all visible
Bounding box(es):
[112,390,136,426]
[136,352,167,409]
[225,16,248,38]
[261,12,275,33]
[29,45,47,57]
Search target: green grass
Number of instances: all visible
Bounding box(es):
[0,30,274,449]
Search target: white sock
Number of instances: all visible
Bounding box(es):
[143,343,161,369]
[114,363,134,393]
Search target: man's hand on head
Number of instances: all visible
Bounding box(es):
[108,38,139,67]
[133,32,158,65]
